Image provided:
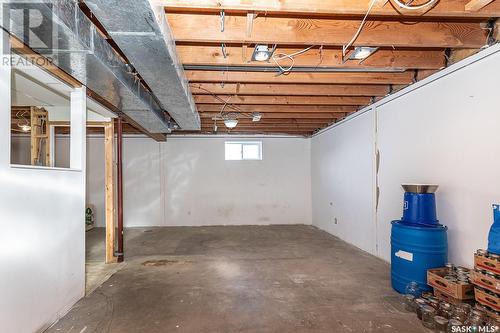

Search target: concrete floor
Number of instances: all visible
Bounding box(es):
[47,225,428,333]
[85,228,122,295]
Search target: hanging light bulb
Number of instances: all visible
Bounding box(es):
[223,118,238,129]
[20,124,31,132]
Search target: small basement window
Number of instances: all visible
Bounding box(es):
[225,141,262,161]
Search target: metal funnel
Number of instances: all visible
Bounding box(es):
[402,184,439,194]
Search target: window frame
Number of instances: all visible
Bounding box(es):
[224,141,263,161]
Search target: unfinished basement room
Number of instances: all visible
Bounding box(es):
[1,0,500,332]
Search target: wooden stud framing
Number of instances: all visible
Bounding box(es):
[30,107,37,166]
[49,120,118,263]
[104,121,117,264]
[29,107,50,166]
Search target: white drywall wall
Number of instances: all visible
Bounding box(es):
[311,46,500,267]
[376,49,500,265]
[311,111,376,254]
[161,137,311,226]
[0,32,87,333]
[85,136,312,227]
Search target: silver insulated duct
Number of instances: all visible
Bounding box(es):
[83,0,201,131]
[0,0,171,133]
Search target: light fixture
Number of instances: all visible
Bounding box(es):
[224,118,238,129]
[251,112,262,122]
[251,44,275,62]
[20,124,31,132]
[348,47,379,60]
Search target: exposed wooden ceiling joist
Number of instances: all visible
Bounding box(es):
[186,70,414,84]
[206,118,335,123]
[202,122,330,128]
[197,104,357,113]
[163,0,500,18]
[177,46,446,69]
[200,125,325,131]
[190,83,390,96]
[167,13,487,48]
[183,129,314,135]
[198,112,346,119]
[466,0,496,11]
[194,95,371,105]
[164,1,497,136]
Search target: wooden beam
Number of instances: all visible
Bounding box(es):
[197,104,357,113]
[465,0,496,11]
[202,126,323,130]
[204,116,335,122]
[11,37,82,88]
[167,13,486,48]
[447,48,480,65]
[186,70,414,84]
[194,95,370,105]
[30,107,37,166]
[162,0,500,18]
[415,69,439,81]
[246,12,256,37]
[176,130,314,135]
[199,112,345,119]
[202,123,330,128]
[190,83,390,96]
[203,117,333,124]
[86,90,167,142]
[104,121,117,264]
[177,46,446,70]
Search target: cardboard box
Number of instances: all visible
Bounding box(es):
[427,268,474,300]
[433,289,473,305]
[475,254,500,275]
[472,270,500,294]
[475,287,500,312]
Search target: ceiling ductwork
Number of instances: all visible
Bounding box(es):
[0,0,173,133]
[83,0,201,131]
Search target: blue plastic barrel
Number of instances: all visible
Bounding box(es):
[402,192,439,226]
[391,221,448,293]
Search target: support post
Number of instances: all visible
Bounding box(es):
[30,107,38,165]
[116,118,124,262]
[104,121,117,263]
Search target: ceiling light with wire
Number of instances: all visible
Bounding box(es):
[223,118,238,129]
[348,47,379,60]
[251,45,275,62]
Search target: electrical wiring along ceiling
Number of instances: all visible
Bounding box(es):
[157,0,499,135]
